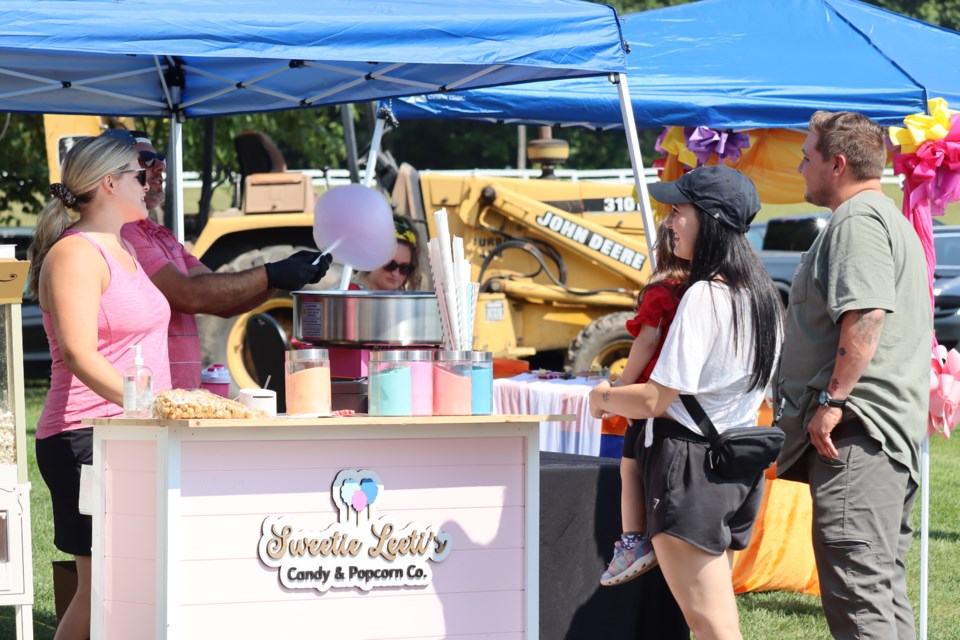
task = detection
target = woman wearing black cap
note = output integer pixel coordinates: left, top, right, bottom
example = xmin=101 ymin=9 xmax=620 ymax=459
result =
xmin=589 ymin=165 xmax=783 ymax=639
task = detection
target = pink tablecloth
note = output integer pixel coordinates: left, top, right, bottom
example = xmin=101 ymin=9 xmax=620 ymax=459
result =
xmin=493 ymin=373 xmax=602 ymax=456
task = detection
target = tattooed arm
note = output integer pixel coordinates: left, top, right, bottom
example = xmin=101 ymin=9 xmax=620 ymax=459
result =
xmin=807 ymin=308 xmax=886 ymax=458
xmin=588 ymin=379 xmax=679 ymax=421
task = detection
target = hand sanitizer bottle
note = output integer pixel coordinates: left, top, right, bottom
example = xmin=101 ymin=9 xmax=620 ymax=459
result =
xmin=123 ymin=344 xmax=154 ymax=418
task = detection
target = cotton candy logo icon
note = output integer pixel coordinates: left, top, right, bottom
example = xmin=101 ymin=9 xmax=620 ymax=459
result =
xmin=351 ymin=490 xmax=368 ymax=512
xmin=332 ymin=469 xmax=385 ymax=526
xmin=360 ymin=478 xmax=379 ymax=504
xmin=929 ymin=344 xmax=960 ymax=438
xmin=340 ymin=480 xmax=360 ymax=506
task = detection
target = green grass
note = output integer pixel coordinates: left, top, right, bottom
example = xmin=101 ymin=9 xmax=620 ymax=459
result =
xmin=737 ymin=434 xmax=960 ymax=640
xmin=2 ymin=389 xmax=960 ymax=639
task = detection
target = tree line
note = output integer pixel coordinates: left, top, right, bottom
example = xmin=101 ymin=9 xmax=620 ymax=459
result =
xmin=0 ymin=0 xmax=956 ymax=221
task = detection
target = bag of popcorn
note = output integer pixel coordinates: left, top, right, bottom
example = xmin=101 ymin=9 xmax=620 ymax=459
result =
xmin=152 ymin=389 xmax=266 ymax=420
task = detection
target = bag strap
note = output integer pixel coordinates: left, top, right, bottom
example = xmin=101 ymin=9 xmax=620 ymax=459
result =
xmin=680 ymin=394 xmax=720 ymax=444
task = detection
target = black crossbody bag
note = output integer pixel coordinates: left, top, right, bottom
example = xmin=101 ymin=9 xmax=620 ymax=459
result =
xmin=680 ymin=395 xmax=785 ymax=480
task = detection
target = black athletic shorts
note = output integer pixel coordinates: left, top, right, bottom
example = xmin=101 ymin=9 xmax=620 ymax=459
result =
xmin=637 ymin=418 xmax=764 ymax=555
xmin=36 ymin=428 xmax=93 ymax=556
xmin=622 ymin=419 xmax=642 ymax=459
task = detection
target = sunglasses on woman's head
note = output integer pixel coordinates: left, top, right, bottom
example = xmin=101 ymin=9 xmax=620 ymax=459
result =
xmin=382 ymin=260 xmax=415 ymax=276
xmin=116 ymin=168 xmax=148 ymax=186
xmin=138 ymin=150 xmax=166 ymax=168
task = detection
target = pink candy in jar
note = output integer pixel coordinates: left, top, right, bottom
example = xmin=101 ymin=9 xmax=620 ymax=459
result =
xmin=432 ymin=350 xmax=472 ymax=416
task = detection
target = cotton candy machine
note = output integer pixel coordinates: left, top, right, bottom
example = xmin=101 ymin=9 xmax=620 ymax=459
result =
xmin=292 ymin=290 xmax=443 ymax=411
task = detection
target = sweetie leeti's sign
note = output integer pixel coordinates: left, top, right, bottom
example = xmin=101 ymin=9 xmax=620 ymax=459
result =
xmin=257 ymin=469 xmax=452 ymax=591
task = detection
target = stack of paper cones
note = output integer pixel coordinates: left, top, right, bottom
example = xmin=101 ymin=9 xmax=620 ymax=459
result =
xmin=428 ymin=208 xmax=478 ymax=351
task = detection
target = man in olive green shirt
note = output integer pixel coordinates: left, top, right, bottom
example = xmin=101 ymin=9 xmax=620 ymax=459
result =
xmin=774 ymin=111 xmax=931 ymax=640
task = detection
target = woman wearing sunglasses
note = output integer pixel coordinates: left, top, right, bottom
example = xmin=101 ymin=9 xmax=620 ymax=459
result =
xmin=350 ymin=216 xmax=421 ymax=291
xmin=27 ymin=135 xmax=171 ymax=640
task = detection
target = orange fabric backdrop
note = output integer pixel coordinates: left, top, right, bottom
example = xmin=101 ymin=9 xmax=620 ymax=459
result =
xmin=652 ymin=127 xmax=809 ymax=223
xmin=731 ymin=402 xmax=820 ymax=595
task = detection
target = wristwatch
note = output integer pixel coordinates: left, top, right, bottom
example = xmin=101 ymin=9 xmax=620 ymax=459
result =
xmin=818 ymin=390 xmax=847 ymax=409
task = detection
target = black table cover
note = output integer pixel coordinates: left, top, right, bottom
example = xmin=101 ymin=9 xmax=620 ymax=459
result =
xmin=540 ymin=452 xmax=689 ymax=639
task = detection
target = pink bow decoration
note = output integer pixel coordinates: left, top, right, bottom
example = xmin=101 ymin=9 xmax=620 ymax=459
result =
xmin=893 ymin=114 xmax=960 ymax=221
xmin=889 ymin=101 xmax=960 ymax=308
xmin=684 ymin=126 xmax=751 ymax=166
xmin=929 ymin=344 xmax=960 ymax=438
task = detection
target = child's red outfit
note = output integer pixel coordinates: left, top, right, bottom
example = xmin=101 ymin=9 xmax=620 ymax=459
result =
xmin=621 ymin=281 xmax=684 ymax=459
xmin=600 ymin=279 xmax=685 ymax=587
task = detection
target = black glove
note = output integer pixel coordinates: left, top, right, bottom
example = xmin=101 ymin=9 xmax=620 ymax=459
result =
xmin=264 ymin=251 xmax=333 ymax=290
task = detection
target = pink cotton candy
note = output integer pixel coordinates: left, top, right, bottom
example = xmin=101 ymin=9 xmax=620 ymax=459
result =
xmin=351 ymin=490 xmax=368 ymax=512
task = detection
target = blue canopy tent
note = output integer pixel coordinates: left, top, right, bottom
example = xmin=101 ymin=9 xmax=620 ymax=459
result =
xmin=391 ymin=0 xmax=960 ymax=129
xmin=388 ymin=0 xmax=960 ymax=297
xmin=0 ymin=0 xmax=629 ymax=242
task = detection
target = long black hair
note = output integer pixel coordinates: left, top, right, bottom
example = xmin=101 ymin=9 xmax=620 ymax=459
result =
xmin=689 ymin=211 xmax=783 ymax=391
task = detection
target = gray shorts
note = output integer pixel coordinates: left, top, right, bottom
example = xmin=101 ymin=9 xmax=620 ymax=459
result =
xmin=637 ymin=419 xmax=765 ymax=555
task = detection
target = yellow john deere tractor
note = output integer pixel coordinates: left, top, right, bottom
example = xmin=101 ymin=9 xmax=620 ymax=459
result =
xmin=193 ymin=162 xmax=652 ymax=387
xmin=43 ymin=117 xmax=653 ymax=388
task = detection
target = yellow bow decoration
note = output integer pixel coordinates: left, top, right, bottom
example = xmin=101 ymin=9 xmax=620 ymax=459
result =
xmin=657 ymin=126 xmax=700 ymax=169
xmin=889 ymin=97 xmax=958 ymax=153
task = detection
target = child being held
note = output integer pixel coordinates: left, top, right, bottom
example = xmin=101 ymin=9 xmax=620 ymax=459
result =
xmin=601 ymin=224 xmax=689 ymax=586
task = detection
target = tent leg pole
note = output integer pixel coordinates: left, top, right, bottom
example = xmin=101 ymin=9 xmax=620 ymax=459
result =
xmin=920 ymin=435 xmax=929 ymax=640
xmin=168 ymin=117 xmax=185 ymax=244
xmin=614 ymin=72 xmax=656 ymax=272
xmin=361 ymin=115 xmax=386 ymax=188
xmin=337 ymin=112 xmax=387 ymax=289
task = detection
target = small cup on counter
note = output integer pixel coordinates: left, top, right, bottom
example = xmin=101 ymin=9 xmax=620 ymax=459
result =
xmin=285 ymin=348 xmax=331 ymax=416
xmin=238 ymin=388 xmax=278 ymax=417
xmin=433 ymin=350 xmax=473 ymax=416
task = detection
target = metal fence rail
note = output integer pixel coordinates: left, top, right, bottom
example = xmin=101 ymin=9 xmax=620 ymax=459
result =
xmin=181 ymin=167 xmax=901 ymax=190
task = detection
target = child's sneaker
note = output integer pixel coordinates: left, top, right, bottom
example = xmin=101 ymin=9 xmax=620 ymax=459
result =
xmin=600 ymin=538 xmax=658 ymax=586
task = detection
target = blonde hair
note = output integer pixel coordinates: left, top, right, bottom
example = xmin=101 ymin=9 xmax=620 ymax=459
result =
xmin=808 ymin=110 xmax=886 ymax=180
xmin=27 ymin=136 xmax=138 ymax=299
xmin=393 ymin=216 xmax=421 ymax=291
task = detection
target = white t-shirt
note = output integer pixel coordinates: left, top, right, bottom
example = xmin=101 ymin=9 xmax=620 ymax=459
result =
xmin=650 ymin=281 xmax=773 ymax=436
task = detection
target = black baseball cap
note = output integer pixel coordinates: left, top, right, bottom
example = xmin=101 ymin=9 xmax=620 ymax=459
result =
xmin=648 ymin=165 xmax=760 ymax=234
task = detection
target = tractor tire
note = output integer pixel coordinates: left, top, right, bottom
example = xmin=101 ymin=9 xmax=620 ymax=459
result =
xmin=197 ymin=245 xmax=343 ymax=391
xmin=565 ymin=311 xmax=636 ymax=375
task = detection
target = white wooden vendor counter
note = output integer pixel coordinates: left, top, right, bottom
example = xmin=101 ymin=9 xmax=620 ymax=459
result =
xmin=84 ymin=414 xmax=556 ymax=640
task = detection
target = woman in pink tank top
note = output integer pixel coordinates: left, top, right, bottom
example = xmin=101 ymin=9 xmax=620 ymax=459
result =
xmin=27 ymin=135 xmax=171 ymax=640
